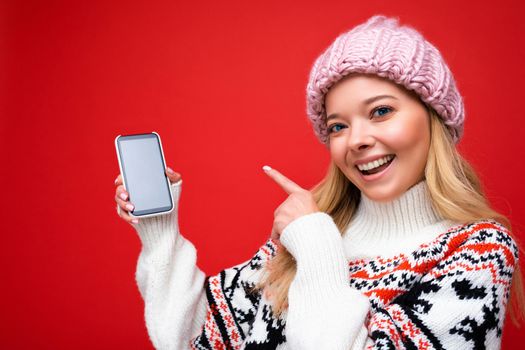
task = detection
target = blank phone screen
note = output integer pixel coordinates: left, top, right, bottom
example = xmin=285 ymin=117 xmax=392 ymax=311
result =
xmin=116 ymin=133 xmax=173 ymax=216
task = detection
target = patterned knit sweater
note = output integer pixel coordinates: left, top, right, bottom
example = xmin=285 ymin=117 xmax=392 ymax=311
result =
xmin=131 ymin=180 xmax=519 ymax=350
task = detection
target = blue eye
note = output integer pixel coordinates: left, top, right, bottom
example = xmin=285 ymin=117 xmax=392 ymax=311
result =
xmin=327 ymin=123 xmax=346 ymax=134
xmin=372 ymin=106 xmax=392 ymax=118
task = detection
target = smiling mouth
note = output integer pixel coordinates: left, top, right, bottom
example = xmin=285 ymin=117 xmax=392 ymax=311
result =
xmin=357 ymin=155 xmax=396 ymax=175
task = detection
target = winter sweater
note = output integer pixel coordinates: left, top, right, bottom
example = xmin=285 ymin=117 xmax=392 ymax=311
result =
xmin=130 ymin=179 xmax=519 ymax=350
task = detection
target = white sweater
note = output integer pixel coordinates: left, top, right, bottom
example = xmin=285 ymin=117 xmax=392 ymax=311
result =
xmin=129 ymin=180 xmax=517 ymax=349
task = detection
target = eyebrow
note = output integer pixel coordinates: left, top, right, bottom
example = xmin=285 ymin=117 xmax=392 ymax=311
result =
xmin=326 ymin=94 xmax=398 ymax=121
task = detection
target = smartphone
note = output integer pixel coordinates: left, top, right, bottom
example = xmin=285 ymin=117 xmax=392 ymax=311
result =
xmin=114 ymin=132 xmax=174 ymax=218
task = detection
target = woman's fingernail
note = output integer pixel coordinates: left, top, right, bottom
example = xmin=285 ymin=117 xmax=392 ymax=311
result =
xmin=262 ymin=165 xmax=272 ymax=172
xmin=126 ymin=204 xmax=134 ymax=211
xmin=114 ymin=177 xmax=118 ymax=184
xmin=120 ymin=193 xmax=127 ymax=200
xmin=167 ymin=167 xmax=175 ymax=174
xmin=132 ymin=219 xmax=139 ymax=224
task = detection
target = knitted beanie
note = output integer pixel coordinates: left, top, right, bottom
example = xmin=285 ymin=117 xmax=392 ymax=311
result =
xmin=306 ymin=15 xmax=464 ymax=146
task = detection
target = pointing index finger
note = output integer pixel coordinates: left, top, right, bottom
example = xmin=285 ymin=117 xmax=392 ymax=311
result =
xmin=263 ymin=165 xmax=304 ymax=194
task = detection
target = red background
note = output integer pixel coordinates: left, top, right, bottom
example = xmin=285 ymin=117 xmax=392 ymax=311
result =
xmin=2 ymin=0 xmax=524 ymax=348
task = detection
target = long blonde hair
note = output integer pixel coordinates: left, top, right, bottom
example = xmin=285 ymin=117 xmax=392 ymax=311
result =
xmin=253 ymin=107 xmax=525 ymax=326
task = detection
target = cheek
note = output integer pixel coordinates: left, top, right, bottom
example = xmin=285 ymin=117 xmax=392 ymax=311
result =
xmin=329 ymin=141 xmax=355 ymax=175
xmin=329 ymin=144 xmax=345 ymax=164
xmin=382 ymin=115 xmax=430 ymax=152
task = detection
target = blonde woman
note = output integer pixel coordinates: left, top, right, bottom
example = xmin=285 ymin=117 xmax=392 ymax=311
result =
xmin=114 ymin=15 xmax=524 ymax=349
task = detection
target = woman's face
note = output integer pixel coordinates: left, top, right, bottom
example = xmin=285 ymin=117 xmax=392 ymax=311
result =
xmin=325 ymin=73 xmax=431 ymax=202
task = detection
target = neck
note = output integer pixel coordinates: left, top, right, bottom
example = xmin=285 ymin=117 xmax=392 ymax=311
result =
xmin=342 ymin=180 xmax=458 ymax=259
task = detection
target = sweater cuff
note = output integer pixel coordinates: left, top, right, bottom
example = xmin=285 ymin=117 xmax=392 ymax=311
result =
xmin=133 ymin=180 xmax=183 ymax=255
xmin=280 ymin=212 xmax=349 ymax=289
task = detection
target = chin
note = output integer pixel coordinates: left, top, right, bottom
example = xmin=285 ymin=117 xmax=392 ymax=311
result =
xmin=358 ymin=183 xmax=404 ymax=203
xmin=362 ymin=191 xmax=398 ymax=203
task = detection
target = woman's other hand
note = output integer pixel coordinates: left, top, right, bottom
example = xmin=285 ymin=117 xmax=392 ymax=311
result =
xmin=263 ymin=165 xmax=320 ymax=245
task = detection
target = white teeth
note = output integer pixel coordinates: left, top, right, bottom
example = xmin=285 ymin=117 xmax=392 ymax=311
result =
xmin=357 ymin=155 xmax=394 ymax=171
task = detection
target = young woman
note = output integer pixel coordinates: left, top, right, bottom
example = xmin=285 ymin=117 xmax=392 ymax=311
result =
xmin=114 ymin=15 xmax=524 ymax=349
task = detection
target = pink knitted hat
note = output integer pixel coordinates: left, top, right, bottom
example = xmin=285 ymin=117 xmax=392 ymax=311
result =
xmin=306 ymin=15 xmax=464 ymax=146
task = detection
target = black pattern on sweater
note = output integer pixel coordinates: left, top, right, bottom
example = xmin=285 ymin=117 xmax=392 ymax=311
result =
xmin=190 ymin=220 xmax=518 ymax=349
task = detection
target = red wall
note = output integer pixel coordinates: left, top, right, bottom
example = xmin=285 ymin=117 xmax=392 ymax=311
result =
xmin=2 ymin=0 xmax=524 ymax=348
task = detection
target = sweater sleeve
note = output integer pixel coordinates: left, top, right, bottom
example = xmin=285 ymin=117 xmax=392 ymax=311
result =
xmin=279 ymin=212 xmax=371 ymax=350
xmin=131 ymin=179 xmax=276 ymax=349
xmin=362 ymin=220 xmax=519 ymax=350
xmin=132 ymin=180 xmax=209 ymax=349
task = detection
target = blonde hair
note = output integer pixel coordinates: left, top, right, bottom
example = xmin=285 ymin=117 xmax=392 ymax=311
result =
xmin=253 ymin=107 xmax=525 ymax=327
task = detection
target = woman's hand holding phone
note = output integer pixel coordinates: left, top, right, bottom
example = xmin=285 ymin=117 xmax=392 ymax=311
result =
xmin=114 ymin=166 xmax=182 ymax=225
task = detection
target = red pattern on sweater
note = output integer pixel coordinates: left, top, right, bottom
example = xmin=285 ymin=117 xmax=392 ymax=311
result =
xmin=191 ymin=220 xmax=518 ymax=349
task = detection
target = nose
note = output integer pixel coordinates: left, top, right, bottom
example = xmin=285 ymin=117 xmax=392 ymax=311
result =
xmin=347 ymin=121 xmax=375 ymax=152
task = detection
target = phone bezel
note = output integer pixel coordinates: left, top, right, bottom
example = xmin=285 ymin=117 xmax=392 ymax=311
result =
xmin=114 ymin=131 xmax=175 ymax=218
